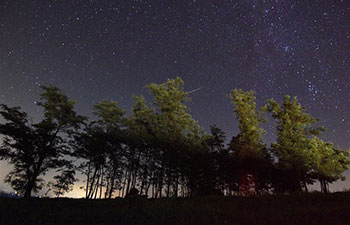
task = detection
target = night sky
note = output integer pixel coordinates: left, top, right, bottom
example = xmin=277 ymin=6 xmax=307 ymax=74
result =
xmin=1 ymin=0 xmax=350 ymax=196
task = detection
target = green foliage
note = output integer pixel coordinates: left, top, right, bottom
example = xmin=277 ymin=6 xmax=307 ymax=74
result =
xmin=228 ymin=89 xmax=272 ymax=194
xmin=127 ymin=95 xmax=156 ymax=144
xmin=147 ymin=77 xmax=202 ymax=140
xmin=265 ymin=96 xmax=326 ymax=192
xmin=309 ymin=137 xmax=350 ymax=192
xmin=93 ymin=100 xmax=125 ymax=128
xmin=228 ymin=89 xmax=266 ymax=159
xmin=146 ymin=77 xmax=204 ymax=197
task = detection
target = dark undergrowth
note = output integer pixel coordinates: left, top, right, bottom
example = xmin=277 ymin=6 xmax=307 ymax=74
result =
xmin=1 ymin=192 xmax=350 ymax=225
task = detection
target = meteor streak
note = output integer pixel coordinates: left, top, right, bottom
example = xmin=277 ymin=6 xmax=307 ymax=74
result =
xmin=188 ymin=87 xmax=203 ymax=94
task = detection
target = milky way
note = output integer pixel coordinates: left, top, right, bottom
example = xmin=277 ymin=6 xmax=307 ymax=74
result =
xmin=1 ymin=0 xmax=350 ymax=193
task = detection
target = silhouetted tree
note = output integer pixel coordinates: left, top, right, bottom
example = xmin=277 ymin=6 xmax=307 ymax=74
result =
xmin=0 ymin=86 xmax=85 ymax=198
xmin=47 ymin=169 xmax=78 ymax=197
xmin=73 ymin=100 xmax=125 ymax=199
xmin=124 ymin=95 xmax=158 ymax=197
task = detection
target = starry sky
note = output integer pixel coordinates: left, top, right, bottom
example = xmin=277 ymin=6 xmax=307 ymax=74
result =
xmin=1 ymin=0 xmax=350 ymax=195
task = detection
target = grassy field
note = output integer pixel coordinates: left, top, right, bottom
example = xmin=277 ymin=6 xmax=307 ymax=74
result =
xmin=0 ymin=192 xmax=350 ymax=225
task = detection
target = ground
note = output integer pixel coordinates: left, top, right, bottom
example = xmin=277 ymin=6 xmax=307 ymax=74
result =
xmin=0 ymin=192 xmax=349 ymax=225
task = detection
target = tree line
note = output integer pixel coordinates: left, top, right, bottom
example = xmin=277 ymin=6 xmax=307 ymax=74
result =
xmin=0 ymin=77 xmax=349 ymax=198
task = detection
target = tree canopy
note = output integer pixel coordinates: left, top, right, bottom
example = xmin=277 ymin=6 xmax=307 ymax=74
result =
xmin=0 ymin=79 xmax=348 ymax=198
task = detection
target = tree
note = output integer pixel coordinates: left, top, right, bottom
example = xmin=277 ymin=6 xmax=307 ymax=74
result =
xmin=228 ymin=89 xmax=270 ymax=195
xmin=147 ymin=77 xmax=201 ymax=139
xmin=203 ymin=125 xmax=226 ymax=154
xmin=0 ymin=105 xmax=40 ymax=196
xmin=124 ymin=95 xmax=158 ymax=198
xmin=94 ymin=100 xmax=126 ymax=199
xmin=228 ymin=89 xmax=266 ymax=159
xmin=0 ymin=86 xmax=85 ymax=198
xmin=265 ymin=95 xmax=324 ymax=193
xmin=309 ymin=137 xmax=350 ymax=193
xmin=73 ymin=100 xmax=126 ymax=199
xmin=195 ymin=125 xmax=230 ymax=196
xmin=147 ymin=77 xmax=202 ymax=197
xmin=74 ymin=125 xmax=107 ymax=199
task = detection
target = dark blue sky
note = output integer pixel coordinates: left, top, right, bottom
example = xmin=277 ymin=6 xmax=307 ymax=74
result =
xmin=1 ymin=0 xmax=350 ymax=195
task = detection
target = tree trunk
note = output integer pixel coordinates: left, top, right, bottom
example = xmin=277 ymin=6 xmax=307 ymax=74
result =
xmin=125 ymin=171 xmax=131 ymax=196
xmin=87 ymin=168 xmax=98 ymax=199
xmin=320 ymin=179 xmax=329 ymax=193
xmin=85 ymin=164 xmax=91 ymax=198
xmin=303 ymin=181 xmax=308 ymax=193
xmin=99 ymin=168 xmax=104 ymax=199
xmin=108 ymin=172 xmax=115 ymax=198
xmin=24 ymin=181 xmax=34 ymax=198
